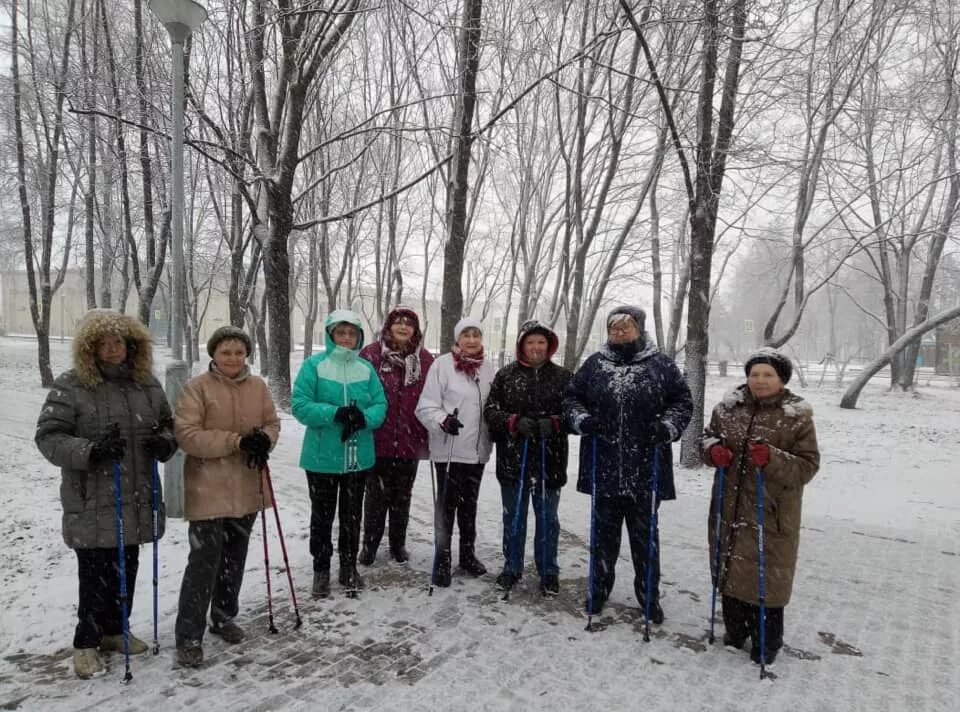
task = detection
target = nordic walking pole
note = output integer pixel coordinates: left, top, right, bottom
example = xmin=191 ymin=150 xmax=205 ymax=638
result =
xmin=151 ymin=458 xmax=160 ymax=655
xmin=708 ymin=464 xmax=727 ymax=645
xmin=259 ymin=469 xmax=278 ymax=634
xmin=756 ymin=464 xmax=768 ymax=679
xmin=430 ymin=408 xmax=458 ymax=596
xmin=539 ymin=436 xmax=548 ymax=595
xmin=502 ymin=439 xmax=529 ymax=602
xmin=263 ymin=462 xmax=302 ymax=629
xmin=643 ymin=446 xmax=661 ymax=643
xmin=111 ymin=452 xmax=133 ymax=682
xmin=585 ymin=436 xmax=599 ymax=632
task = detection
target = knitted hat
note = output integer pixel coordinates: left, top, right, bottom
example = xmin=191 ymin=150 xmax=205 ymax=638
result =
xmin=453 ymin=316 xmax=483 ymax=342
xmin=207 ymin=325 xmax=253 ymax=357
xmin=744 ymin=347 xmax=792 ymax=385
xmin=606 ymin=305 xmax=646 ymax=333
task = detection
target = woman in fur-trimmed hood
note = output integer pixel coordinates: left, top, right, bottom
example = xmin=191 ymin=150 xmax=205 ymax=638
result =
xmin=35 ymin=309 xmax=177 ymax=679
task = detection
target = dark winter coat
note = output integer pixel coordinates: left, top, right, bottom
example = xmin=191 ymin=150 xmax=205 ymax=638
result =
xmin=563 ymin=335 xmax=692 ymax=501
xmin=484 ymin=326 xmax=572 ymax=489
xmin=701 ymin=384 xmax=820 ymax=607
xmin=35 ymin=310 xmax=176 ymax=549
xmin=359 ymin=311 xmax=435 ymax=461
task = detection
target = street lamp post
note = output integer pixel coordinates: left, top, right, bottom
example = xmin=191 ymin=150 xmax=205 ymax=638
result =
xmin=149 ymin=0 xmax=207 ymax=517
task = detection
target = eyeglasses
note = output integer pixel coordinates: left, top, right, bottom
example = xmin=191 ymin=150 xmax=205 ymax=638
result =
xmin=607 ymin=325 xmax=636 ymax=335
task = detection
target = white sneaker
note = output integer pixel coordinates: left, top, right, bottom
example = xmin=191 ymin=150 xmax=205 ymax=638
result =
xmin=73 ymin=647 xmax=105 ymax=679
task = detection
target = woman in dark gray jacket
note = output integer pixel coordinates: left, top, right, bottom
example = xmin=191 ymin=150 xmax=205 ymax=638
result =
xmin=36 ymin=310 xmax=176 ymax=679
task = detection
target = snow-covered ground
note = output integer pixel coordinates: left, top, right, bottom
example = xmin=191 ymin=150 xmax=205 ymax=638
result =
xmin=0 ymin=336 xmax=957 ymax=711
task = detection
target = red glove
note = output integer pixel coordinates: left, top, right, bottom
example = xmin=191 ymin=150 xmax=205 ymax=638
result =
xmin=708 ymin=445 xmax=734 ymax=468
xmin=750 ymin=442 xmax=770 ymax=467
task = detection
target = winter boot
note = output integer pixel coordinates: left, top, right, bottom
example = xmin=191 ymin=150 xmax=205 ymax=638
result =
xmin=541 ymin=574 xmax=560 ymax=597
xmin=312 ymin=569 xmax=330 ymax=599
xmin=723 ymin=632 xmax=747 ymax=650
xmin=358 ymin=544 xmax=376 ymax=567
xmin=99 ymin=633 xmax=149 ymax=655
xmin=640 ymin=600 xmax=665 ymax=625
xmin=389 ymin=544 xmax=409 ymax=564
xmin=176 ymin=641 xmax=204 ymax=668
xmin=339 ymin=565 xmax=365 ymax=591
xmin=584 ymin=593 xmax=606 ymax=616
xmin=209 ymin=619 xmax=245 ymax=644
xmin=434 ymin=550 xmax=452 ymax=587
xmin=495 ymin=570 xmax=518 ymax=591
xmin=458 ymin=552 xmax=487 ymax=577
xmin=72 ymin=648 xmax=105 ymax=679
xmin=750 ymin=644 xmax=779 ymax=665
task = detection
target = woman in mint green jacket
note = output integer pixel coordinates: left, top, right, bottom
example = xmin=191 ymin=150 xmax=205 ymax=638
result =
xmin=292 ymin=310 xmax=387 ymax=599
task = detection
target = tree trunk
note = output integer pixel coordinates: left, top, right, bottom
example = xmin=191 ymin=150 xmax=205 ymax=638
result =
xmin=841 ymin=304 xmax=960 ymax=409
xmin=440 ymin=0 xmax=484 ymax=353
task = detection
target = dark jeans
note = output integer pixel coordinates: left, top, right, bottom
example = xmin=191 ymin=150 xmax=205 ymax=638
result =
xmin=500 ymin=481 xmax=560 ymax=578
xmin=588 ymin=494 xmax=660 ymax=606
xmin=722 ymin=594 xmax=784 ymax=650
xmin=74 ymin=546 xmax=140 ymax=649
xmin=306 ymin=470 xmax=368 ymax=570
xmin=174 ymin=513 xmax=257 ymax=645
xmin=433 ymin=462 xmax=484 ymax=562
xmin=363 ymin=458 xmax=418 ymax=552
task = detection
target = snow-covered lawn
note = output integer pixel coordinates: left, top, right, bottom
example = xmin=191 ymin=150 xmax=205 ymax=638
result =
xmin=0 ymin=336 xmax=957 ymax=711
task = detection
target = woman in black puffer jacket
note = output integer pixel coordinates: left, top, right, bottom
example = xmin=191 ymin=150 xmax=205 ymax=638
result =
xmin=484 ymin=320 xmax=572 ymax=596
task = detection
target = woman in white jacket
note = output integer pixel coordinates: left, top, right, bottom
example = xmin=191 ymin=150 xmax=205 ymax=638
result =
xmin=415 ymin=317 xmax=495 ymax=586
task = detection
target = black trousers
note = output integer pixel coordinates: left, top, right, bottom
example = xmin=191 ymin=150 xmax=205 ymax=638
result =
xmin=363 ymin=458 xmax=418 ymax=552
xmin=589 ymin=494 xmax=660 ymax=606
xmin=433 ymin=462 xmax=484 ymax=562
xmin=74 ymin=546 xmax=140 ymax=649
xmin=174 ymin=513 xmax=257 ymax=645
xmin=306 ymin=470 xmax=368 ymax=571
xmin=722 ymin=594 xmax=784 ymax=650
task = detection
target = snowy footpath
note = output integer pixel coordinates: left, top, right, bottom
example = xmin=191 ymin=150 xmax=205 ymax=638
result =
xmin=0 ymin=336 xmax=957 ymax=711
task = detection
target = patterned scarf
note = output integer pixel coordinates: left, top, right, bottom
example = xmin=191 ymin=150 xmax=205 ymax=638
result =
xmin=452 ymin=345 xmax=485 ymax=380
xmin=379 ymin=339 xmax=422 ymax=387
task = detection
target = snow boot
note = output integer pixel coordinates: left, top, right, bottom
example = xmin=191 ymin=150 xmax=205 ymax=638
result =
xmin=312 ymin=569 xmax=330 ymax=599
xmin=584 ymin=594 xmax=606 ymax=616
xmin=459 ymin=553 xmax=487 ymax=577
xmin=541 ymin=574 xmax=560 ymax=597
xmin=723 ymin=632 xmax=747 ymax=650
xmin=389 ymin=544 xmax=409 ymax=564
xmin=496 ymin=570 xmax=519 ymax=591
xmin=339 ymin=565 xmax=364 ymax=594
xmin=751 ymin=644 xmax=779 ymax=665
xmin=99 ymin=633 xmax=149 ymax=655
xmin=176 ymin=641 xmax=204 ymax=668
xmin=640 ymin=600 xmax=665 ymax=625
xmin=209 ymin=620 xmax=245 ymax=644
xmin=72 ymin=648 xmax=105 ymax=679
xmin=358 ymin=544 xmax=376 ymax=567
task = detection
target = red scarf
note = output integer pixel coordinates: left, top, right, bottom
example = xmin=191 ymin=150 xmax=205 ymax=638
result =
xmin=451 ymin=345 xmax=484 ymax=379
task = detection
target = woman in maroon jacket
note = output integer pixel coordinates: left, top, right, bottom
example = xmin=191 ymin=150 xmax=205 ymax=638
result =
xmin=358 ymin=307 xmax=435 ymax=564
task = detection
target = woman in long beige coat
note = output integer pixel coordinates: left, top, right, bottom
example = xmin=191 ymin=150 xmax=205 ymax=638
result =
xmin=701 ymin=348 xmax=819 ymax=666
xmin=173 ymin=326 xmax=280 ymax=667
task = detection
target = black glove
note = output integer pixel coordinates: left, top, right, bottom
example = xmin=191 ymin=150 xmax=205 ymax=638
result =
xmin=90 ymin=426 xmax=126 ymax=465
xmin=578 ymin=415 xmax=600 ymax=436
xmin=239 ymin=429 xmax=271 ymax=469
xmin=144 ymin=434 xmax=175 ymax=461
xmin=537 ymin=417 xmax=557 ymax=438
xmin=514 ymin=416 xmax=538 ymax=439
xmin=334 ymin=406 xmax=352 ymax=425
xmin=346 ymin=405 xmax=365 ymax=430
xmin=440 ymin=414 xmax=463 ymax=436
xmin=651 ymin=421 xmax=675 ymax=444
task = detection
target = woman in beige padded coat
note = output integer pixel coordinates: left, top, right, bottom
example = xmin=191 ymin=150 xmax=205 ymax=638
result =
xmin=173 ymin=326 xmax=280 ymax=668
